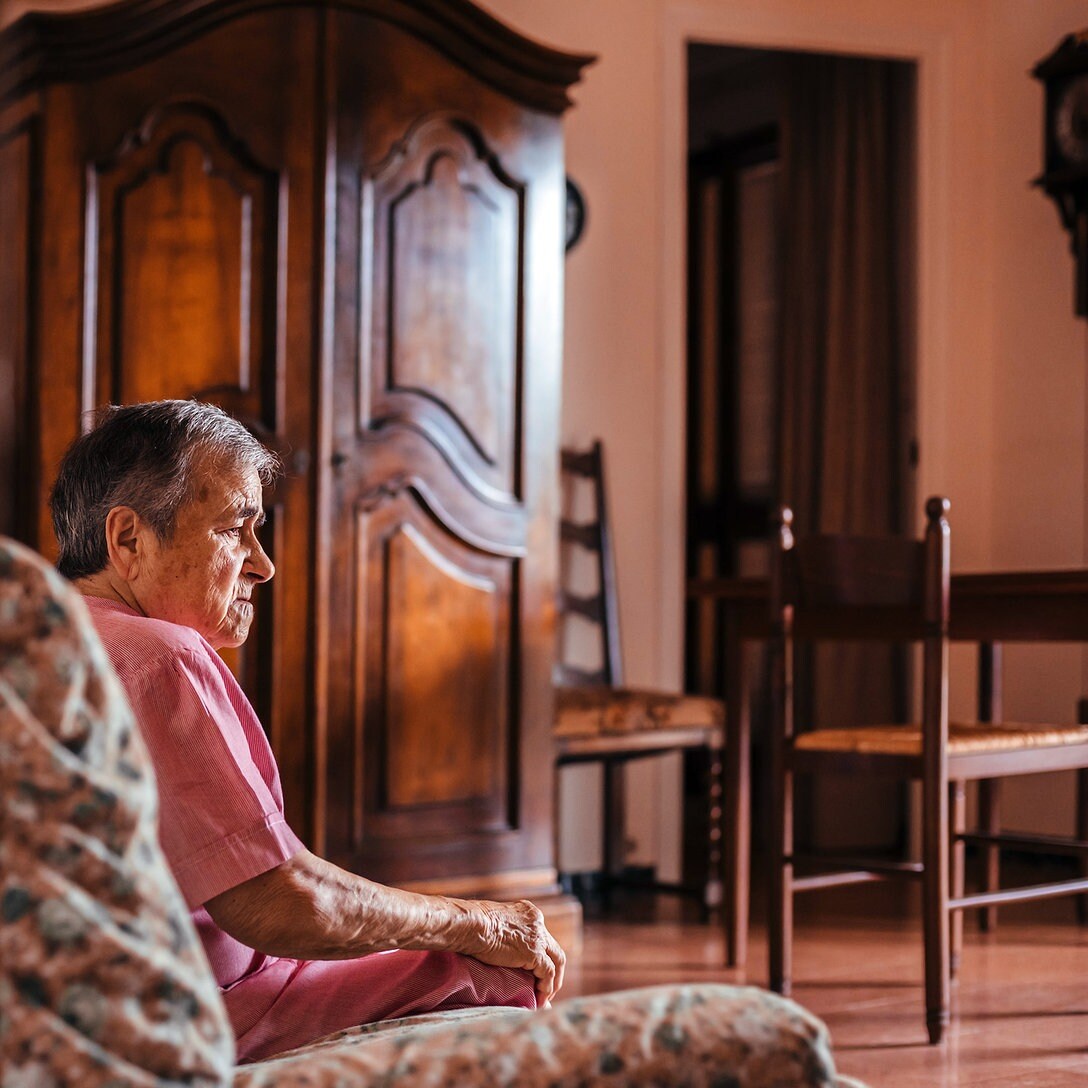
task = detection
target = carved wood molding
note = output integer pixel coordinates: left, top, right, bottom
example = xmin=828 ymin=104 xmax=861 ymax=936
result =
xmin=353 ymin=468 xmax=526 ymax=558
xmin=85 ymin=100 xmax=281 ymax=427
xmin=0 ymin=0 xmax=595 ymax=113
xmin=361 ymin=113 xmax=525 ymax=505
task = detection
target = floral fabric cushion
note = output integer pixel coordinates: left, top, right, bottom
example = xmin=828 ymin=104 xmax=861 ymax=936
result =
xmin=235 ymin=984 xmax=849 ymax=1087
xmin=0 ymin=538 xmax=235 ymax=1086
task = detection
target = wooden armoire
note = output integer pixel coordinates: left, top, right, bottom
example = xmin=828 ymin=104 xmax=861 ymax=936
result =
xmin=0 ymin=0 xmax=591 ymax=917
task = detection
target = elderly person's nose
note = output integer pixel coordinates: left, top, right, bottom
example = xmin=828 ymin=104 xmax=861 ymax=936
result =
xmin=245 ymin=540 xmax=275 ymax=582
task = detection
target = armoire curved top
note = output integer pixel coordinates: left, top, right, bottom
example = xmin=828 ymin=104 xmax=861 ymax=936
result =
xmin=0 ymin=0 xmax=595 ymax=114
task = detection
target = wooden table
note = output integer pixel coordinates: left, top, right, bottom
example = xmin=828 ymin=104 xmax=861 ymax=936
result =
xmin=689 ymin=568 xmax=1088 ymax=968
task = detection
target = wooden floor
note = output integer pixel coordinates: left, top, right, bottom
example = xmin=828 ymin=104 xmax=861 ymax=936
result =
xmin=559 ymin=882 xmax=1088 ymax=1086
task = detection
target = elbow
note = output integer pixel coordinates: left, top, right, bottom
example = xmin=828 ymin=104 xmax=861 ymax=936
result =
xmin=205 ymin=856 xmax=327 ymax=958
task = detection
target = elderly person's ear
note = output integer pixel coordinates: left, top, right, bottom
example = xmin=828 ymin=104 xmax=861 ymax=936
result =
xmin=103 ymin=506 xmax=146 ymax=579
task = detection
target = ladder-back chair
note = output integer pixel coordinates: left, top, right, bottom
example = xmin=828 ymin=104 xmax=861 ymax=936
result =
xmin=554 ymin=441 xmax=738 ymax=960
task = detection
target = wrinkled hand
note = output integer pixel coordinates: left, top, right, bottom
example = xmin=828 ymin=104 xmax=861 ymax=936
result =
xmin=460 ymin=899 xmax=566 ymax=1006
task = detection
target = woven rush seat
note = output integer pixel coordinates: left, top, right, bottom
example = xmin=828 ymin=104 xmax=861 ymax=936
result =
xmin=794 ymin=721 xmax=1088 ymax=756
xmin=555 ymin=684 xmax=724 ymax=740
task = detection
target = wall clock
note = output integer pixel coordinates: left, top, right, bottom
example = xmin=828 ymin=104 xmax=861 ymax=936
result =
xmin=1054 ymin=72 xmax=1088 ymax=166
xmin=565 ymin=176 xmax=587 ymax=253
xmin=1034 ymin=30 xmax=1088 ymax=316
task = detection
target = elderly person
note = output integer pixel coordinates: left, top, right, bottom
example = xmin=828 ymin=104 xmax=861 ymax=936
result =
xmin=49 ymin=399 xmax=564 ymax=1063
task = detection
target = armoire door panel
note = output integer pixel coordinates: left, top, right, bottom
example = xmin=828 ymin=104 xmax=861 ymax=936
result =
xmin=87 ymin=102 xmax=280 ymax=426
xmin=376 ymin=518 xmax=512 ymax=821
xmin=33 ymin=5 xmax=319 ymax=499
xmin=327 ymin=491 xmax=519 ymax=856
xmin=320 ymin=9 xmax=575 ymax=894
xmin=29 ymin=7 xmax=322 ymax=844
xmin=0 ymin=111 xmax=36 ymax=543
xmin=363 ymin=114 xmax=525 ymax=502
xmin=80 ymin=99 xmax=287 ymax=706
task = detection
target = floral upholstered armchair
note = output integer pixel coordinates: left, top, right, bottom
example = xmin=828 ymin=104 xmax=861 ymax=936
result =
xmin=0 ymin=537 xmax=867 ymax=1087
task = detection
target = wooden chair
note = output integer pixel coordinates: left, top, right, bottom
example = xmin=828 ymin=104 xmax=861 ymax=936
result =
xmin=769 ymin=497 xmax=1088 ymax=1043
xmin=553 ymin=441 xmax=737 ymax=959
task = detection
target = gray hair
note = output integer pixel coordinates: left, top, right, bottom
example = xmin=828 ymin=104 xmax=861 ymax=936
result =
xmin=50 ymin=400 xmax=282 ymax=580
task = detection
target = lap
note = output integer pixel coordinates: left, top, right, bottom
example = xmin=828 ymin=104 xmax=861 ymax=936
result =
xmin=226 ymin=949 xmax=536 ymax=1062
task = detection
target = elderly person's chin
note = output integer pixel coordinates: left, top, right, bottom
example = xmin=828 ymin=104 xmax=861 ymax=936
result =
xmin=154 ymin=597 xmax=259 ymax=649
xmin=210 ymin=601 xmax=256 ymax=649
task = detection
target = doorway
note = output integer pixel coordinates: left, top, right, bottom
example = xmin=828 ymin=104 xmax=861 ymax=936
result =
xmin=684 ymin=43 xmax=918 ymax=857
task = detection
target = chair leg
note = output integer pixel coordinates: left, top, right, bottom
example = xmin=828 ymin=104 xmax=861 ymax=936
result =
xmin=723 ymin=621 xmax=750 ymax=969
xmin=1077 ymin=766 xmax=1088 ymax=925
xmin=923 ymin=882 xmax=951 ymax=1040
xmin=1077 ymin=700 xmax=1088 ymax=925
xmin=769 ymin=756 xmax=792 ymax=996
xmin=977 ymin=779 xmax=1001 ymax=933
xmin=704 ymin=745 xmax=723 ymax=920
xmin=680 ymin=745 xmax=719 ymax=922
xmin=554 ymin=760 xmax=566 ymax=888
xmin=923 ymin=769 xmax=950 ymax=1044
xmin=769 ymin=626 xmax=792 ymax=997
xmin=977 ymin=643 xmax=1002 ymax=934
xmin=949 ymin=780 xmax=965 ymax=979
xmin=601 ymin=758 xmax=626 ymax=907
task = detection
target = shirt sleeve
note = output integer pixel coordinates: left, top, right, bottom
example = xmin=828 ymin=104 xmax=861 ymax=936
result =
xmin=126 ymin=646 xmax=305 ymax=908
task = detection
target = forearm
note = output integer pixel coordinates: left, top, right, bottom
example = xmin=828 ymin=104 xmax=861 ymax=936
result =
xmin=205 ymin=848 xmax=485 ymax=960
xmin=206 ymin=847 xmax=565 ymax=1002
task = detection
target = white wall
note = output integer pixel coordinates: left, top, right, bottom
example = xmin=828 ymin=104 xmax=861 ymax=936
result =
xmin=483 ymin=0 xmax=673 ymax=872
xmin=976 ymin=0 xmax=1088 ymax=831
xmin=7 ymin=0 xmax=1088 ymax=857
xmin=488 ymin=0 xmax=1088 ymax=853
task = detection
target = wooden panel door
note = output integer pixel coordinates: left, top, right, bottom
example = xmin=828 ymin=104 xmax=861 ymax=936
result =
xmin=322 ymin=13 xmax=566 ymax=894
xmin=26 ymin=6 xmax=322 ymax=840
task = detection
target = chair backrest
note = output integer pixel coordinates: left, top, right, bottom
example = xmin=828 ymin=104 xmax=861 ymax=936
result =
xmin=557 ymin=441 xmax=623 ymax=687
xmin=770 ymin=496 xmax=951 ymax=744
xmin=771 ymin=498 xmax=950 ymax=641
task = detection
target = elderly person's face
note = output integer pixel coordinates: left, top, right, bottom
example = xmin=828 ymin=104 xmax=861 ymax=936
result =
xmin=131 ymin=456 xmax=274 ymax=648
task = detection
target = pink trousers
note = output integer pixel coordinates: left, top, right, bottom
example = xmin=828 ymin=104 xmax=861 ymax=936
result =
xmin=226 ymin=949 xmax=537 ymax=1062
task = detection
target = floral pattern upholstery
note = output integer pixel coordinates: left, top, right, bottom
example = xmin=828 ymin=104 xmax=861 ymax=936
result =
xmin=0 ymin=538 xmax=235 ymax=1085
xmin=0 ymin=537 xmax=867 ymax=1087
xmin=236 ymin=985 xmax=846 ymax=1087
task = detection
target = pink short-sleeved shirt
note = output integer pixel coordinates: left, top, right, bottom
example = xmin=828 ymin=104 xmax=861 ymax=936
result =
xmin=83 ymin=594 xmax=537 ymax=1062
xmin=83 ymin=596 xmax=305 ymax=988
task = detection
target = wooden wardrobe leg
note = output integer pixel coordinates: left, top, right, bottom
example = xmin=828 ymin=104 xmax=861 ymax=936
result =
xmin=977 ymin=779 xmax=1001 ymax=933
xmin=949 ymin=780 xmax=966 ymax=979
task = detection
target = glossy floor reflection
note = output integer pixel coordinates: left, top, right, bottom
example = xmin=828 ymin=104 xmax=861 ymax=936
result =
xmin=560 ymin=878 xmax=1088 ymax=1086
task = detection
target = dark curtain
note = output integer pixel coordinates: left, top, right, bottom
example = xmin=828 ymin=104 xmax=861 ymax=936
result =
xmin=778 ymin=53 xmax=916 ymax=850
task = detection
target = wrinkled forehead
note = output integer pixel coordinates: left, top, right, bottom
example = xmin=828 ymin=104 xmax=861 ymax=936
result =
xmin=187 ymin=451 xmax=265 ymax=516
